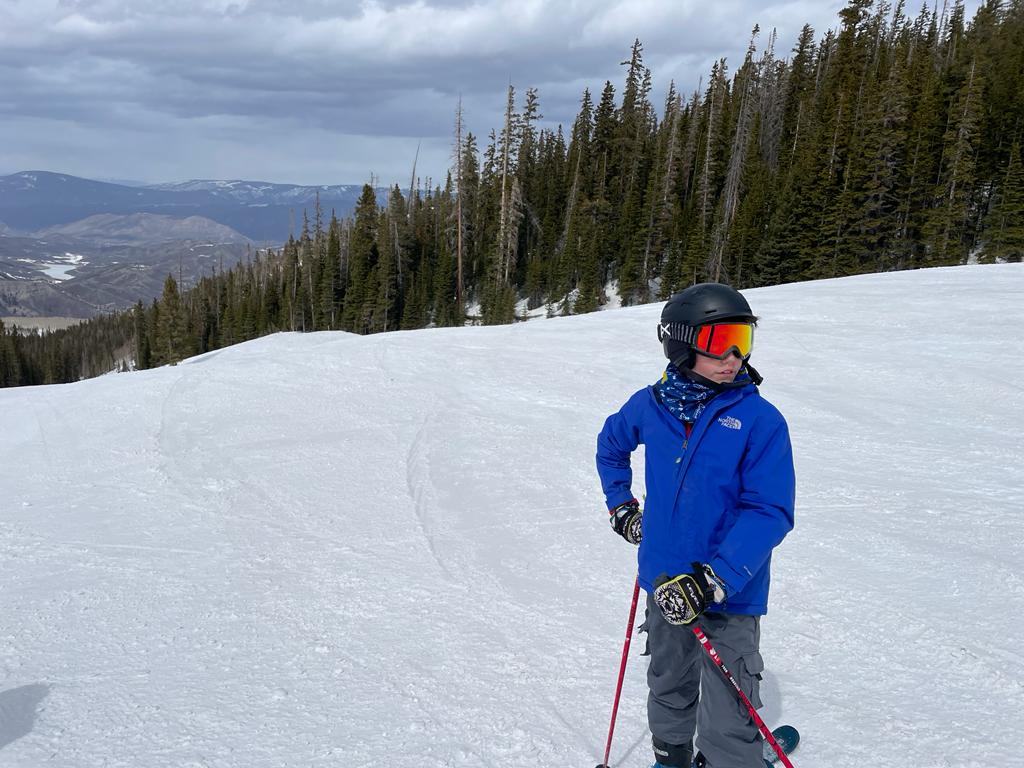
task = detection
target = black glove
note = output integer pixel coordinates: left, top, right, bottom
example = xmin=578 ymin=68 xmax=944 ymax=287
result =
xmin=608 ymin=499 xmax=642 ymax=544
xmin=653 ymin=562 xmax=727 ymax=625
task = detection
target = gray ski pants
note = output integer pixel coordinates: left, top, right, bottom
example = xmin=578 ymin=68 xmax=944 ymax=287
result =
xmin=646 ymin=594 xmax=765 ymax=768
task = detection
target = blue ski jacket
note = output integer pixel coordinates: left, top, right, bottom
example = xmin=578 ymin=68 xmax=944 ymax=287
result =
xmin=596 ymin=379 xmax=795 ymax=615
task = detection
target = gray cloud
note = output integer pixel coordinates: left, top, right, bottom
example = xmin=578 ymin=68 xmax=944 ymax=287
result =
xmin=0 ymin=0 xmax=984 ymax=186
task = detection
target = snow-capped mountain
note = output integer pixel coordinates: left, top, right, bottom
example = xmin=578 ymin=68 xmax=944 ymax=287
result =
xmin=146 ymin=179 xmax=367 ymax=206
xmin=0 ymin=171 xmax=381 ymax=243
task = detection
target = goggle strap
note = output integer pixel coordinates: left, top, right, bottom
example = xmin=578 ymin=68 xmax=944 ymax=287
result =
xmin=659 ymin=322 xmax=699 ymax=344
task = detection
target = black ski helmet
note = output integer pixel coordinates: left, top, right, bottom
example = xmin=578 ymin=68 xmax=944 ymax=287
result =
xmin=659 ymin=282 xmax=757 ymax=371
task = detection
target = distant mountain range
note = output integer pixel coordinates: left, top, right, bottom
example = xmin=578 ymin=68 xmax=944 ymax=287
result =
xmin=36 ymin=212 xmax=250 ymax=246
xmin=0 ymin=171 xmax=376 ymax=243
xmin=0 ymin=232 xmax=253 ymax=319
xmin=0 ymin=170 xmax=381 ymax=319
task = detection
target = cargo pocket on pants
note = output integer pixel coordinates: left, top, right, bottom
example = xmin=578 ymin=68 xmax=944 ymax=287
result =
xmin=738 ymin=650 xmax=764 ymax=711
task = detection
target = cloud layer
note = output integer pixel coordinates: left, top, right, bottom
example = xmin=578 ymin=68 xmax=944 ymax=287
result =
xmin=0 ymin=0 xmax=968 ymax=185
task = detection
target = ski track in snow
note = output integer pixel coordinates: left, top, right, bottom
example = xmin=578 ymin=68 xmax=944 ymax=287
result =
xmin=404 ymin=404 xmax=457 ymax=583
xmin=1 ymin=263 xmax=1023 ymax=767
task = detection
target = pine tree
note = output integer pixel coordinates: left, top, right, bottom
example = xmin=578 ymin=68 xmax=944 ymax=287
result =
xmin=925 ymin=57 xmax=984 ymax=263
xmin=371 ymin=199 xmax=399 ymax=332
xmin=483 ymin=85 xmax=523 ymax=325
xmin=459 ymin=131 xmax=481 ymax=301
xmin=0 ymin=320 xmax=22 ymax=386
xmin=342 ymin=184 xmax=380 ymax=333
xmin=155 ymin=274 xmax=190 ymax=364
xmin=853 ymin=48 xmax=910 ymax=271
xmin=553 ymin=89 xmax=595 ymax=308
xmin=616 ymin=41 xmax=657 ymax=303
xmin=517 ymin=88 xmax=547 ymax=307
xmin=634 ymin=83 xmax=682 ymax=296
xmin=983 ymin=141 xmax=1024 ymax=261
xmin=318 ymin=213 xmax=341 ymax=329
xmin=133 ymin=300 xmax=150 ymax=369
xmin=592 ymin=81 xmax=618 ymax=204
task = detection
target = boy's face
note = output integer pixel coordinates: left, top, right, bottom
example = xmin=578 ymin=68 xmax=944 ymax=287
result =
xmin=691 ymin=349 xmax=742 ymax=384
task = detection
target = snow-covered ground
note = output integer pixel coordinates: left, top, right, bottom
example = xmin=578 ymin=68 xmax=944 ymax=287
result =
xmin=40 ymin=253 xmax=86 ymax=281
xmin=1 ymin=264 xmax=1022 ymax=768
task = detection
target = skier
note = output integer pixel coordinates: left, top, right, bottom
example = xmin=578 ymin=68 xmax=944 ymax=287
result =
xmin=596 ymin=283 xmax=795 ymax=768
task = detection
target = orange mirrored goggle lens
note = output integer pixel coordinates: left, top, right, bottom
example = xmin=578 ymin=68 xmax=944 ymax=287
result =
xmin=694 ymin=323 xmax=754 ymax=359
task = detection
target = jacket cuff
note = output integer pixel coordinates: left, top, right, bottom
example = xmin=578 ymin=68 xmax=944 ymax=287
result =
xmin=707 ymin=555 xmax=747 ymax=597
xmin=606 ymin=491 xmax=636 ymax=511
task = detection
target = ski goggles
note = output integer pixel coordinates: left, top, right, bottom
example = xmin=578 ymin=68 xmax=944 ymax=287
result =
xmin=658 ymin=321 xmax=754 ymax=359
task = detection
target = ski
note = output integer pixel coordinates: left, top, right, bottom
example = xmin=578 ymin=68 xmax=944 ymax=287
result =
xmin=689 ymin=726 xmax=799 ymax=768
xmin=761 ymin=724 xmax=799 ymax=765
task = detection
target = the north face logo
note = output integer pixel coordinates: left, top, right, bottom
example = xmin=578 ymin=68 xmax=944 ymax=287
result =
xmin=717 ymin=416 xmax=742 ymax=430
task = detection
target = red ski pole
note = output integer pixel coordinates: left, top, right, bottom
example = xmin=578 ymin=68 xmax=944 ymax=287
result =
xmin=596 ymin=577 xmax=641 ymax=768
xmin=691 ymin=626 xmax=795 ymax=767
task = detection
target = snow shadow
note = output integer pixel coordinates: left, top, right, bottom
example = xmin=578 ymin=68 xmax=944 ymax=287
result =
xmin=758 ymin=668 xmax=782 ymax=725
xmin=0 ymin=684 xmax=50 ymax=751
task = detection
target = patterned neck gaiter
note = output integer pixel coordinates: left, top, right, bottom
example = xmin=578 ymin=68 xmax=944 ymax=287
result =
xmin=653 ymin=364 xmax=720 ymax=424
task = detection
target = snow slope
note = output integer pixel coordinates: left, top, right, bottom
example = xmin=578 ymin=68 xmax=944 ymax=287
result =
xmin=1 ymin=264 xmax=1022 ymax=768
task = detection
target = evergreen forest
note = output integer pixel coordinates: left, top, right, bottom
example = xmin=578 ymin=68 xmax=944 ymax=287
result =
xmin=3 ymin=0 xmax=1022 ymax=387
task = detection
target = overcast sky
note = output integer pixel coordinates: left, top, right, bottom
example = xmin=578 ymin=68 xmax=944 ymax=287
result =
xmin=0 ymin=0 xmax=985 ymax=188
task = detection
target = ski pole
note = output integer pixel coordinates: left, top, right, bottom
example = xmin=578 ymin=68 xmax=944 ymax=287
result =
xmin=691 ymin=626 xmax=795 ymax=767
xmin=596 ymin=577 xmax=641 ymax=768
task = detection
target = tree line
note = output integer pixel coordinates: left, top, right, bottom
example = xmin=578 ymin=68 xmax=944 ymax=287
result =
xmin=0 ymin=314 xmax=134 ymax=387
xmin=2 ymin=0 xmax=1022 ymax=387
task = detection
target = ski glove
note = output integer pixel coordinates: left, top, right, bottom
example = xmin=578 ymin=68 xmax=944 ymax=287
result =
xmin=653 ymin=563 xmax=728 ymax=625
xmin=609 ymin=499 xmax=642 ymax=545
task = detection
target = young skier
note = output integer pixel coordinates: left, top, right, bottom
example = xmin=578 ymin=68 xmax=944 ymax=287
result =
xmin=596 ymin=283 xmax=795 ymax=768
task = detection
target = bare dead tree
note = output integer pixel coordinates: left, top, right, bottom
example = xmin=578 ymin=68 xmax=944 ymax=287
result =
xmin=496 ymin=84 xmax=517 ymax=287
xmin=679 ymin=78 xmax=703 ymax=202
xmin=709 ymin=33 xmax=759 ymax=281
xmin=642 ymin=87 xmax=682 ymax=283
xmin=453 ymin=97 xmax=465 ymax=314
xmin=699 ymin=60 xmax=726 ymax=233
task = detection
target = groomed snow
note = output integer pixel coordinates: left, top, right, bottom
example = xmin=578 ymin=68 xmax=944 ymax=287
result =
xmin=1 ymin=263 xmax=1022 ymax=767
